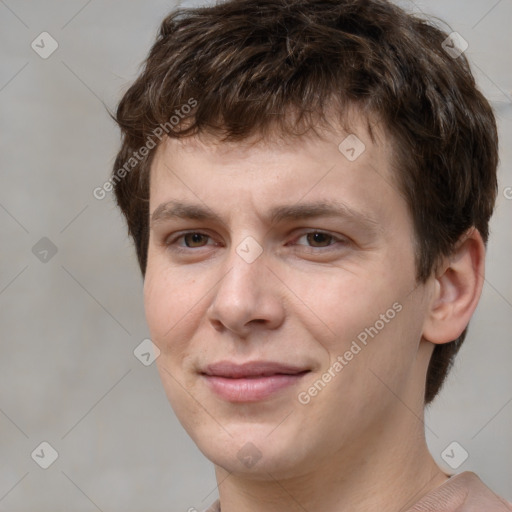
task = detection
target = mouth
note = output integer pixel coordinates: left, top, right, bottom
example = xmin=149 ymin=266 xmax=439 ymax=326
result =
xmin=200 ymin=361 xmax=311 ymax=402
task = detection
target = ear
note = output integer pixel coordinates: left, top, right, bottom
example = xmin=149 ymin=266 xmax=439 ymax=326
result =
xmin=422 ymin=228 xmax=486 ymax=344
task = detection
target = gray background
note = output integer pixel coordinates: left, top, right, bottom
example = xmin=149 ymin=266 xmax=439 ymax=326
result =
xmin=0 ymin=0 xmax=511 ymax=510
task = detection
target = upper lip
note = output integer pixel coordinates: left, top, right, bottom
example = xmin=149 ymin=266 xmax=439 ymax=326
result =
xmin=202 ymin=361 xmax=310 ymax=378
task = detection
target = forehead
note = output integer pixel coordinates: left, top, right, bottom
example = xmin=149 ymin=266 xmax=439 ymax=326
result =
xmin=147 ymin=117 xmax=405 ymax=228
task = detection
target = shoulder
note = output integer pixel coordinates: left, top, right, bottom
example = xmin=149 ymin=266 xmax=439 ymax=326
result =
xmin=406 ymin=471 xmax=512 ymax=512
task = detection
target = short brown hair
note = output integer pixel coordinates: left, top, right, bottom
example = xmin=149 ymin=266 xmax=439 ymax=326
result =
xmin=111 ymin=0 xmax=499 ymax=404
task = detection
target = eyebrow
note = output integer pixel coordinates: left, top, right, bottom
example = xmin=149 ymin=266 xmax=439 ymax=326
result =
xmin=150 ymin=199 xmax=381 ymax=233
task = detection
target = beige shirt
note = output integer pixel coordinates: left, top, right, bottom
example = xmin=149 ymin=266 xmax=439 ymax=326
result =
xmin=202 ymin=472 xmax=512 ymax=511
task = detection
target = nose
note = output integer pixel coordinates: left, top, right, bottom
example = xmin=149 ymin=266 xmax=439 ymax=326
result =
xmin=206 ymin=242 xmax=285 ymax=338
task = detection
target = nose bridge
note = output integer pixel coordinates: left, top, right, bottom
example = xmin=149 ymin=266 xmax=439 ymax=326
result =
xmin=207 ymin=235 xmax=283 ymax=333
xmin=217 ymin=236 xmax=267 ymax=307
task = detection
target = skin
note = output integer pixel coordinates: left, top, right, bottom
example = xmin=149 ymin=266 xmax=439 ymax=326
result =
xmin=143 ymin=116 xmax=485 ymax=512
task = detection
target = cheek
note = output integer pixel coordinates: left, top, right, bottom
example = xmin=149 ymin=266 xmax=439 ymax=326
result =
xmin=302 ymin=265 xmax=422 ymax=403
xmin=306 ymin=273 xmax=405 ymax=349
xmin=144 ymin=271 xmax=204 ymax=418
xmin=143 ymin=270 xmax=166 ymax=345
xmin=144 ymin=268 xmax=186 ymax=352
xmin=143 ymin=262 xmax=211 ymax=365
xmin=343 ymin=292 xmax=426 ymax=397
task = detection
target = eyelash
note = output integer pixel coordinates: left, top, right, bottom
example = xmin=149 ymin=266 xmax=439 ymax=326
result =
xmin=163 ymin=230 xmax=349 ymax=253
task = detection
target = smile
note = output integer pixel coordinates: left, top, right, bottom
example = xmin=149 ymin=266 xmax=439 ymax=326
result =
xmin=201 ymin=361 xmax=311 ymax=402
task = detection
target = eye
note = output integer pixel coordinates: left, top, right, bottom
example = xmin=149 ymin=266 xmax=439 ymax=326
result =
xmin=162 ymin=229 xmax=349 ymax=255
xmin=164 ymin=231 xmax=214 ymax=251
xmin=292 ymin=231 xmax=348 ymax=249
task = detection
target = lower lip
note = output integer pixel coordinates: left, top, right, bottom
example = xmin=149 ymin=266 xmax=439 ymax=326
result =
xmin=203 ymin=373 xmax=308 ymax=402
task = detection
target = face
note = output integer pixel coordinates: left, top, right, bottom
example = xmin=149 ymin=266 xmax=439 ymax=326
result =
xmin=144 ymin=119 xmax=435 ymax=479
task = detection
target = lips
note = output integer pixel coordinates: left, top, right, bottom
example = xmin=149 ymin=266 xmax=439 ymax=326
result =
xmin=204 ymin=361 xmax=309 ymax=378
xmin=201 ymin=361 xmax=310 ymax=402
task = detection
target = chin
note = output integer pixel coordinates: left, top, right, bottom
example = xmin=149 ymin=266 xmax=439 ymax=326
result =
xmin=190 ymin=420 xmax=311 ymax=478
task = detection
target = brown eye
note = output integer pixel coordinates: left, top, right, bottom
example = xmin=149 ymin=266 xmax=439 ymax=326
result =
xmin=164 ymin=231 xmax=213 ymax=251
xmin=181 ymin=232 xmax=210 ymax=248
xmin=305 ymin=232 xmax=334 ymax=247
xmin=294 ymin=231 xmax=339 ymax=248
xmin=290 ymin=231 xmax=350 ymax=253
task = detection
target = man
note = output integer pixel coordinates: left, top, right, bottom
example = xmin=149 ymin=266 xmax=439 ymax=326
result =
xmin=110 ymin=0 xmax=511 ymax=509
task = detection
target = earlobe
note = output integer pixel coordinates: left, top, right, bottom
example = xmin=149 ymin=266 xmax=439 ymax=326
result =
xmin=422 ymin=228 xmax=486 ymax=345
